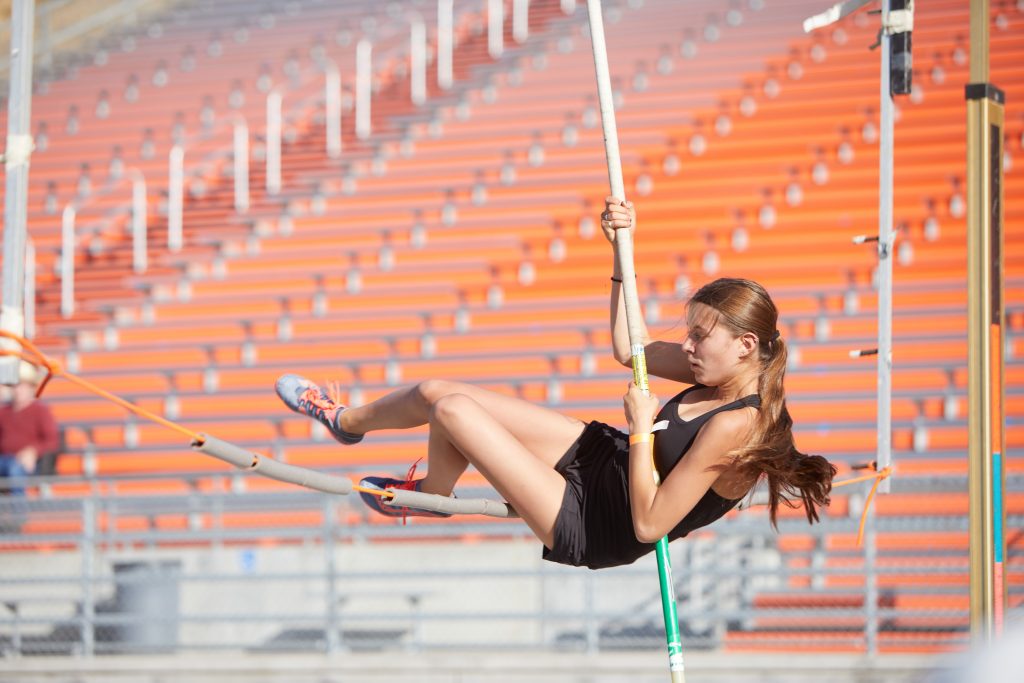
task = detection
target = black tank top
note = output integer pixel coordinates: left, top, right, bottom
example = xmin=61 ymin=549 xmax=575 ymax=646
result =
xmin=652 ymin=384 xmax=760 ymax=542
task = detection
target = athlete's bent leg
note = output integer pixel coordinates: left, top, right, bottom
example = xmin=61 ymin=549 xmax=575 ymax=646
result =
xmin=426 ymin=393 xmax=569 ymax=547
xmin=342 ymin=379 xmax=585 ymax=468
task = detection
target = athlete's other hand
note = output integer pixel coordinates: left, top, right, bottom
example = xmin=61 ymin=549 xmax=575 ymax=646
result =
xmin=623 ymin=381 xmax=659 ymax=434
xmin=601 ymin=196 xmax=635 ymax=245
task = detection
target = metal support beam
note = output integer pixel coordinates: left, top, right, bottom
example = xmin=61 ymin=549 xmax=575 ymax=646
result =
xmin=168 ymin=145 xmax=184 ymax=251
xmin=24 ymin=238 xmax=35 ymax=340
xmin=130 ymin=169 xmax=147 ymax=274
xmin=355 ymin=39 xmax=372 ymax=140
xmin=488 ymin=0 xmax=504 ymax=59
xmin=966 ymin=0 xmax=1006 ymax=641
xmin=324 ymin=62 xmax=342 ymax=158
xmin=875 ymin=0 xmax=895 ymax=493
xmin=410 ymin=18 xmax=427 ymax=106
xmin=233 ymin=119 xmax=250 ymax=211
xmin=265 ymin=91 xmax=282 ymax=195
xmin=437 ymin=0 xmax=454 ymax=90
xmin=1 ymin=0 xmax=35 ymax=384
xmin=60 ymin=205 xmax=76 ymax=319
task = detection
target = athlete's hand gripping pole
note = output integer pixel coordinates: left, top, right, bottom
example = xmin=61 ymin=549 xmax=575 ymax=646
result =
xmin=584 ymin=2 xmax=684 ymax=680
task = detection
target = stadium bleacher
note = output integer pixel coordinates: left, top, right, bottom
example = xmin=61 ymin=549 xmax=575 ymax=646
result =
xmin=0 ymin=0 xmax=1021 ymax=661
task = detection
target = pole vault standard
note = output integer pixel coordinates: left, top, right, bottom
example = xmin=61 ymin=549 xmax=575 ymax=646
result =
xmin=966 ymin=0 xmax=1006 ymax=641
xmin=584 ymin=2 xmax=684 ymax=681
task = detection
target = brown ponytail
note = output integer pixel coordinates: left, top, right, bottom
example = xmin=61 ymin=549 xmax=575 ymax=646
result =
xmin=690 ymin=278 xmax=837 ymax=528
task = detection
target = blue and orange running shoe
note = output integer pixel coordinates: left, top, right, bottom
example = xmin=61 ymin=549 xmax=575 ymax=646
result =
xmin=275 ymin=374 xmax=363 ymax=446
xmin=359 ymin=459 xmax=452 ymax=521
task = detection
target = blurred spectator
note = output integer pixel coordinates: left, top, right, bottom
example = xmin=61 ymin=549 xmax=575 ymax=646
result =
xmin=0 ymin=363 xmax=59 ymax=497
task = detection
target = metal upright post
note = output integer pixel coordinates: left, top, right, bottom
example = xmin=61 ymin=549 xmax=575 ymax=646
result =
xmin=355 ymin=40 xmax=372 ymax=140
xmin=488 ymin=0 xmax=504 ymax=59
xmin=864 ymin=505 xmax=878 ymax=655
xmin=266 ymin=91 xmax=282 ymax=195
xmin=437 ymin=0 xmax=454 ymax=90
xmin=1 ymin=0 xmax=36 ymax=384
xmin=966 ymin=0 xmax=1006 ymax=641
xmin=168 ymin=146 xmax=184 ymax=251
xmin=81 ymin=498 xmax=96 ymax=656
xmin=60 ymin=205 xmax=76 ymax=319
xmin=324 ymin=496 xmax=341 ymax=653
xmin=875 ymin=0 xmax=895 ymax=493
xmin=324 ymin=62 xmax=342 ymax=158
xmin=410 ymin=18 xmax=427 ymax=106
xmin=130 ymin=169 xmax=147 ymax=274
xmin=513 ymin=0 xmax=530 ymax=44
xmin=233 ymin=119 xmax=250 ymax=210
xmin=24 ymin=238 xmax=35 ymax=339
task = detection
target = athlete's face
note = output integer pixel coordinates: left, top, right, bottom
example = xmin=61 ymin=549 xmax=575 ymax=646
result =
xmin=681 ymin=303 xmax=750 ymax=386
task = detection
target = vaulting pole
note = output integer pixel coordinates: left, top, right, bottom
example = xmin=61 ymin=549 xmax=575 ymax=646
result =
xmin=966 ymin=0 xmax=1006 ymax=641
xmin=585 ymin=2 xmax=683 ymax=680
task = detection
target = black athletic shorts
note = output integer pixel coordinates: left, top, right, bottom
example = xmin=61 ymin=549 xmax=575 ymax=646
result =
xmin=542 ymin=420 xmax=650 ymax=570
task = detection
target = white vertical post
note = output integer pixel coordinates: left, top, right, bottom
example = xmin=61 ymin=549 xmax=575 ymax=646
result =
xmin=324 ymin=62 xmax=342 ymax=158
xmin=130 ymin=170 xmax=147 ymax=274
xmin=233 ymin=118 xmax=250 ymax=211
xmin=513 ymin=0 xmax=529 ymax=44
xmin=24 ymin=237 xmax=34 ymax=339
xmin=355 ymin=39 xmax=372 ymax=140
xmin=876 ymin=0 xmax=894 ymax=493
xmin=1 ymin=0 xmax=35 ymax=383
xmin=168 ymin=145 xmax=184 ymax=252
xmin=266 ymin=90 xmax=282 ymax=194
xmin=488 ymin=0 xmax=504 ymax=59
xmin=410 ymin=18 xmax=427 ymax=106
xmin=437 ymin=0 xmax=454 ymax=90
xmin=60 ymin=205 xmax=75 ymax=319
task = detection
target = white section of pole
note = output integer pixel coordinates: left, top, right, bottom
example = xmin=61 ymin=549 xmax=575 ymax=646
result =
xmin=437 ymin=0 xmax=454 ymax=90
xmin=356 ymin=39 xmax=372 ymax=140
xmin=876 ymin=0 xmax=894 ymax=493
xmin=60 ymin=205 xmax=76 ymax=319
xmin=233 ymin=118 xmax=250 ymax=212
xmin=585 ymin=0 xmax=643 ymax=364
xmin=488 ymin=0 xmax=504 ymax=59
xmin=325 ymin=62 xmax=342 ymax=158
xmin=24 ymin=238 xmax=34 ymax=340
xmin=130 ymin=170 xmax=147 ymax=274
xmin=411 ymin=18 xmax=427 ymax=106
xmin=168 ymin=145 xmax=184 ymax=253
xmin=513 ymin=0 xmax=529 ymax=43
xmin=266 ymin=90 xmax=282 ymax=195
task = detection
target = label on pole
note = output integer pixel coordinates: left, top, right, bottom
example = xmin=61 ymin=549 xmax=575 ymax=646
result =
xmin=631 ymin=344 xmax=648 ymax=392
xmin=668 ymin=652 xmax=685 ymax=671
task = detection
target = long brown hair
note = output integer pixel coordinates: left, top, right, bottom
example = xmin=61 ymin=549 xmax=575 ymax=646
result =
xmin=689 ymin=278 xmax=836 ymax=527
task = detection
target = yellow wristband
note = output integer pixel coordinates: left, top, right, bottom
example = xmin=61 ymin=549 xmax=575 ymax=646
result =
xmin=628 ymin=433 xmax=651 ymax=446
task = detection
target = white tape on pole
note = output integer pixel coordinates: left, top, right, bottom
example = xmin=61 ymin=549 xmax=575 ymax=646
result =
xmin=585 ymin=0 xmax=646 ymax=391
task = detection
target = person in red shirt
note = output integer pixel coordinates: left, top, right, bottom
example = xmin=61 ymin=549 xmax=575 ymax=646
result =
xmin=0 ymin=363 xmax=59 ymax=497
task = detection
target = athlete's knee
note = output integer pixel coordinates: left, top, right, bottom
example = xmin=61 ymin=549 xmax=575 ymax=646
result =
xmin=416 ymin=379 xmax=467 ymax=407
xmin=429 ymin=392 xmax=478 ymax=427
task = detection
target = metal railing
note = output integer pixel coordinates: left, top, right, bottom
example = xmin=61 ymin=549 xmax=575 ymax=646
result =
xmin=0 ymin=470 xmax=1018 ymax=659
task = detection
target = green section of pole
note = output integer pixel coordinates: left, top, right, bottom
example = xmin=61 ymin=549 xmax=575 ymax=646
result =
xmin=584 ymin=1 xmax=684 ymax=679
xmin=656 ymin=537 xmax=686 ymax=679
